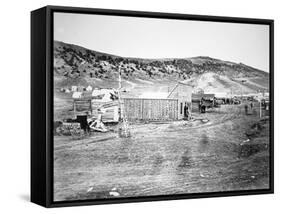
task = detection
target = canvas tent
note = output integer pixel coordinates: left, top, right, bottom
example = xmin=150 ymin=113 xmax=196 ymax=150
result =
xmin=71 ymin=86 xmax=78 ymax=92
xmin=91 ymin=88 xmax=118 ymax=102
xmin=86 ymin=85 xmax=93 ymax=91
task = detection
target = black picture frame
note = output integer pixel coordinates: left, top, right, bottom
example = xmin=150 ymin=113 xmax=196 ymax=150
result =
xmin=31 ymin=5 xmax=274 ymax=208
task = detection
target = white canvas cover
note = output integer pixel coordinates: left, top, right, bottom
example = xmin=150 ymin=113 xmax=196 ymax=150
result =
xmin=86 ymin=85 xmax=93 ymax=91
xmin=72 ymin=91 xmax=83 ymax=99
xmin=71 ymin=86 xmax=78 ymax=92
xmin=92 ymin=88 xmax=118 ymax=102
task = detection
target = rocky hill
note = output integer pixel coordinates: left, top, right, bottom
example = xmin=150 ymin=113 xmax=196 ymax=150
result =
xmin=54 ymin=40 xmax=269 ymax=94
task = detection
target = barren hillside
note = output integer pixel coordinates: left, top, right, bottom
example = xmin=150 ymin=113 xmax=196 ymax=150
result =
xmin=54 ymin=41 xmax=269 ymax=94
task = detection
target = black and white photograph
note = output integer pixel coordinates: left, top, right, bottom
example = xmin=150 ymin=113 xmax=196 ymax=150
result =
xmin=53 ymin=11 xmax=272 ymax=202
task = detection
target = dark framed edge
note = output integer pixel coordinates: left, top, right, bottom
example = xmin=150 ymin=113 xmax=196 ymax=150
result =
xmin=31 ymin=5 xmax=274 ymax=208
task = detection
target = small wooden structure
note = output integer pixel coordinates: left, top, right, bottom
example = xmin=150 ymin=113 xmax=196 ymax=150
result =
xmin=167 ymin=82 xmax=192 ymax=120
xmin=73 ymin=98 xmax=92 ymax=114
xmin=73 ymin=98 xmax=119 ymax=122
xmin=192 ymin=93 xmax=215 ymax=112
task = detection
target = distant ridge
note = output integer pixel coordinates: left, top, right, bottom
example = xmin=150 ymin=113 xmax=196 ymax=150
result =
xmin=53 ymin=40 xmax=269 ymax=94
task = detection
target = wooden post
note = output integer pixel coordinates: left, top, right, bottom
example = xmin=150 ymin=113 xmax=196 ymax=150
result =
xmin=260 ymin=100 xmax=262 ymax=118
xmin=89 ymin=99 xmax=92 ymax=114
xmin=117 ymin=63 xmax=122 ymax=122
xmin=73 ymin=100 xmax=76 ymax=112
xmin=141 ymin=99 xmax=144 ymax=120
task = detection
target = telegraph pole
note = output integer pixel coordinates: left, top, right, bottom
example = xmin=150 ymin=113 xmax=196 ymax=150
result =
xmin=259 ymin=90 xmax=263 ymax=118
xmin=117 ymin=64 xmax=122 ymax=122
xmin=259 ymin=99 xmax=262 ymax=118
xmin=117 ymin=63 xmax=130 ymax=137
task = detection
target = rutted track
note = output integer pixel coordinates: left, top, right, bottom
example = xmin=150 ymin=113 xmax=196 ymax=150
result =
xmin=54 ymin=103 xmax=269 ymax=201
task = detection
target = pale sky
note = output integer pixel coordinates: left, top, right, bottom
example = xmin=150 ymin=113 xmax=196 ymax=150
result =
xmin=54 ymin=12 xmax=270 ymax=72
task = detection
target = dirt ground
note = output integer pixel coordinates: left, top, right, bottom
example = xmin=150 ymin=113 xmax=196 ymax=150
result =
xmin=54 ymin=102 xmax=270 ymax=201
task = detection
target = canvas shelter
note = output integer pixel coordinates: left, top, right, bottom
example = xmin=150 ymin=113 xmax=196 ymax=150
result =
xmin=71 ymin=86 xmax=78 ymax=92
xmin=72 ymin=91 xmax=83 ymax=99
xmin=86 ymin=85 xmax=93 ymax=91
xmin=91 ymin=88 xmax=118 ymax=102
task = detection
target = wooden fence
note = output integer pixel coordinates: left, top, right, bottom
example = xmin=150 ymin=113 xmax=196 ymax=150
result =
xmin=123 ymin=98 xmax=178 ymax=121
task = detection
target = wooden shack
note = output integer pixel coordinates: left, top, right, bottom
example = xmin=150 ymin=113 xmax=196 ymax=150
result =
xmin=73 ymin=98 xmax=92 ymax=113
xmin=73 ymin=98 xmax=119 ymax=122
xmin=192 ymin=93 xmax=215 ymax=112
xmin=167 ymin=82 xmax=193 ymax=120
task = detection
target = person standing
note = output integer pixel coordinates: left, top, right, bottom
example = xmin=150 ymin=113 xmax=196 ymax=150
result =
xmin=184 ymin=103 xmax=188 ymax=119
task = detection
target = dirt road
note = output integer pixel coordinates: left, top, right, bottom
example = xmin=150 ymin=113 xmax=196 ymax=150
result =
xmin=54 ymin=104 xmax=270 ymax=201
